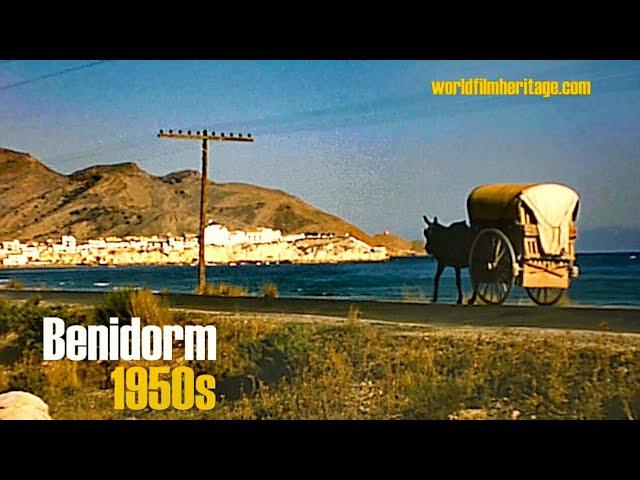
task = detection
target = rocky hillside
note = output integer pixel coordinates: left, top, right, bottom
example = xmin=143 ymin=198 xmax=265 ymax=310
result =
xmin=372 ymin=232 xmax=425 ymax=256
xmin=0 ymin=147 xmax=406 ymax=246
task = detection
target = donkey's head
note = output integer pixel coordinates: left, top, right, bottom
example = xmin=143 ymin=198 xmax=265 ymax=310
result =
xmin=422 ymin=215 xmax=440 ymax=255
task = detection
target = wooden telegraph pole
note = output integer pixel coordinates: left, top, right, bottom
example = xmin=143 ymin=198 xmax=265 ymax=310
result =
xmin=157 ymin=128 xmax=254 ymax=294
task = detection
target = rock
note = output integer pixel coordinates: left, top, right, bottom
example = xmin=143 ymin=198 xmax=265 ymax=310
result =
xmin=510 ymin=410 xmax=521 ymax=420
xmin=0 ymin=391 xmax=52 ymax=420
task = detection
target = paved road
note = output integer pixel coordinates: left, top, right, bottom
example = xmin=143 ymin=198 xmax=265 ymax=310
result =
xmin=3 ymin=289 xmax=640 ymax=333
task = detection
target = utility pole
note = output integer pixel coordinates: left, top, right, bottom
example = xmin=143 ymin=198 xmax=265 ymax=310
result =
xmin=157 ymin=128 xmax=254 ymax=294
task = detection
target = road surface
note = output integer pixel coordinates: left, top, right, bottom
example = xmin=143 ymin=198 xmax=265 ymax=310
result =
xmin=3 ymin=289 xmax=640 ymax=333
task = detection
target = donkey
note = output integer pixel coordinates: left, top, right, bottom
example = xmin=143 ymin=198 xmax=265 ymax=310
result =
xmin=423 ymin=215 xmax=476 ymax=305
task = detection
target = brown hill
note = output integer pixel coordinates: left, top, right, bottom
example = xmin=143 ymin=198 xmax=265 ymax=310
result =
xmin=372 ymin=232 xmax=425 ymax=256
xmin=0 ymin=147 xmax=383 ymax=243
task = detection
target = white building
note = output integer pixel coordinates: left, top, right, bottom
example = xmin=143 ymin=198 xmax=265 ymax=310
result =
xmin=284 ymin=233 xmax=305 ymax=243
xmin=167 ymin=237 xmax=185 ymax=252
xmin=184 ymin=235 xmax=199 ymax=249
xmin=3 ymin=254 xmax=28 ymax=266
xmin=204 ymin=223 xmax=231 ymax=246
xmin=22 ymin=246 xmax=40 ymax=261
xmin=53 ymin=235 xmax=78 ymax=254
xmin=87 ymin=239 xmax=107 ymax=248
xmin=206 ymin=224 xmax=282 ymax=246
xmin=62 ymin=235 xmax=76 ymax=251
xmin=244 ymin=228 xmax=282 ymax=244
xmin=228 ymin=230 xmax=248 ymax=245
xmin=2 ymin=240 xmax=21 ymax=252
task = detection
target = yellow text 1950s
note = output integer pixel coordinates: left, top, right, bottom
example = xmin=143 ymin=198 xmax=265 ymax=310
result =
xmin=111 ymin=366 xmax=216 ymax=411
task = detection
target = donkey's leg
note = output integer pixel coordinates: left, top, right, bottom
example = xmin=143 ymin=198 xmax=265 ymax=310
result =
xmin=455 ymin=267 xmax=463 ymax=305
xmin=432 ymin=263 xmax=444 ymax=303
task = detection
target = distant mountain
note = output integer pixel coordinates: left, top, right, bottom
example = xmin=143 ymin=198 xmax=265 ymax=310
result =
xmin=0 ymin=147 xmax=396 ymax=245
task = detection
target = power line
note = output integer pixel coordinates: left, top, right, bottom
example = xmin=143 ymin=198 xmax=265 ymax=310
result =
xmin=11 ymin=64 xmax=640 ymax=170
xmin=0 ymin=60 xmax=110 ymax=91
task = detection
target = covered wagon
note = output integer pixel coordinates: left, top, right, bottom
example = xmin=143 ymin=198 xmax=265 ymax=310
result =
xmin=467 ymin=183 xmax=580 ymax=305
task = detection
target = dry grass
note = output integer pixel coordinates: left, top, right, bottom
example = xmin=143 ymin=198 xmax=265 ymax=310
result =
xmin=261 ymin=282 xmax=279 ymax=298
xmin=401 ymin=287 xmax=429 ymax=303
xmin=95 ymin=288 xmax=173 ymax=326
xmin=6 ymin=279 xmax=23 ymax=290
xmin=201 ymin=283 xmax=249 ymax=297
xmin=1 ymin=297 xmax=640 ymax=420
xmin=347 ymin=304 xmax=362 ymax=327
xmin=129 ymin=289 xmax=173 ymax=326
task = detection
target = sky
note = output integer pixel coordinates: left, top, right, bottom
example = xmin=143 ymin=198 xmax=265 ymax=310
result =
xmin=1 ymin=60 xmax=639 ymax=250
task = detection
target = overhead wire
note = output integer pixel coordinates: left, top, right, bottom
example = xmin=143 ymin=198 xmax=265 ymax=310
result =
xmin=0 ymin=60 xmax=110 ymax=91
xmin=5 ymin=62 xmax=640 ymax=170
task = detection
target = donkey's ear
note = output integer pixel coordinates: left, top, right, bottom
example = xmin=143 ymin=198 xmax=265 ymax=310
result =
xmin=423 ymin=215 xmax=431 ymax=226
xmin=433 ymin=216 xmax=439 ymax=225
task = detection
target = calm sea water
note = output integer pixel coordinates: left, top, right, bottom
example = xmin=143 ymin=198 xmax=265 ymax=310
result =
xmin=1 ymin=253 xmax=639 ymax=307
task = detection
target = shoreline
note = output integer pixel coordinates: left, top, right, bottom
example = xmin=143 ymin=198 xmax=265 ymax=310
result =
xmin=0 ymin=254 xmax=427 ymax=271
xmin=2 ymin=249 xmax=635 ymax=271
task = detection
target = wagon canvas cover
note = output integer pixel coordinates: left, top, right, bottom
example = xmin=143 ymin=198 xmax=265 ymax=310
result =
xmin=468 ymin=183 xmax=579 ymax=256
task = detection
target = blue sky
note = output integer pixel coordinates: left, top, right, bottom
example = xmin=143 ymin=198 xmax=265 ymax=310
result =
xmin=1 ymin=60 xmax=639 ymax=249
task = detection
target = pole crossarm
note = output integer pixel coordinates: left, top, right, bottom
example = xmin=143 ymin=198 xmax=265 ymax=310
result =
xmin=158 ymin=131 xmax=254 ymax=142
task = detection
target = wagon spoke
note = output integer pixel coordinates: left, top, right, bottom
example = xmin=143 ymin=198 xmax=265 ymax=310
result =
xmin=494 ymin=238 xmax=504 ymax=264
xmin=470 ymin=229 xmax=515 ymax=305
xmin=526 ymin=287 xmax=564 ymax=306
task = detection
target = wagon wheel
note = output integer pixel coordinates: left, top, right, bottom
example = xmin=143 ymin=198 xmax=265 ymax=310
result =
xmin=469 ymin=228 xmax=516 ymax=305
xmin=525 ymin=287 xmax=564 ymax=306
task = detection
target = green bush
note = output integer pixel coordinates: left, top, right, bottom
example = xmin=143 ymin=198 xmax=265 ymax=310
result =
xmin=240 ymin=325 xmax=312 ymax=385
xmin=0 ymin=296 xmax=86 ymax=360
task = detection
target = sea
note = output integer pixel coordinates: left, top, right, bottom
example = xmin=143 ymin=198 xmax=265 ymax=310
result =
xmin=0 ymin=253 xmax=639 ymax=307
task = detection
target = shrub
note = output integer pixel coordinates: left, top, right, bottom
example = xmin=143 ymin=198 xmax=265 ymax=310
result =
xmin=94 ymin=289 xmax=131 ymax=326
xmin=347 ymin=304 xmax=362 ymax=326
xmin=261 ymin=282 xmax=279 ymax=298
xmin=0 ymin=296 xmax=85 ymax=360
xmin=94 ymin=288 xmax=173 ymax=326
xmin=5 ymin=352 xmax=47 ymax=396
xmin=201 ymin=283 xmax=248 ymax=297
xmin=240 ymin=325 xmax=312 ymax=385
xmin=129 ymin=288 xmax=173 ymax=326
xmin=7 ymin=279 xmax=24 ymax=290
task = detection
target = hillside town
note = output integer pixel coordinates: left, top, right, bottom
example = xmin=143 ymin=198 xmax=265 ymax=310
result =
xmin=0 ymin=221 xmax=389 ymax=267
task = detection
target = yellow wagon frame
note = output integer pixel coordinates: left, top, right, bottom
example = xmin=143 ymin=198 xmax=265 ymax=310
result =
xmin=467 ymin=183 xmax=580 ymax=305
